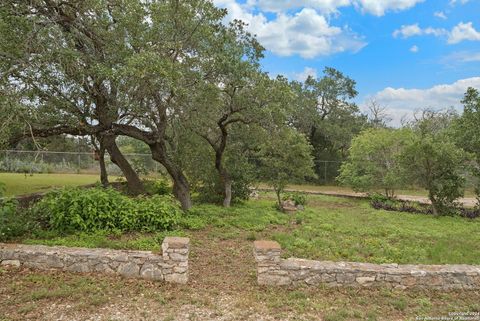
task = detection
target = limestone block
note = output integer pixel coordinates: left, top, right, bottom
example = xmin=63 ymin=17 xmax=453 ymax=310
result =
xmin=1 ymin=260 xmax=21 ymax=267
xmin=140 ymin=263 xmax=163 ymax=281
xmin=118 ymin=262 xmax=140 ymax=278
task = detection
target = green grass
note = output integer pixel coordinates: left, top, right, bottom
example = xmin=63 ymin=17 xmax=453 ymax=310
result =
xmin=0 ymin=173 xmax=107 ymax=196
xmin=21 ymin=193 xmax=480 ymax=265
xmin=272 ymin=194 xmax=480 ymax=264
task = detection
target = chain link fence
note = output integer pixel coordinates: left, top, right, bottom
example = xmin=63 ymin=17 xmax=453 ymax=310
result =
xmin=1 ymin=150 xmax=477 ymax=189
xmin=0 ymin=150 xmax=166 ymax=176
xmin=0 ymin=150 xmax=342 ymax=183
xmin=314 ymin=160 xmax=343 ymax=184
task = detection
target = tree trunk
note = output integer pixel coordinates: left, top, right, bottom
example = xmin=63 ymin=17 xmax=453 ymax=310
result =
xmin=215 ymin=150 xmax=232 ymax=207
xmin=109 ymin=123 xmax=192 ymax=209
xmin=429 ymin=193 xmax=439 ymax=216
xmin=275 ymin=188 xmax=282 ymax=209
xmin=93 ymin=134 xmax=109 ymax=187
xmin=103 ymin=134 xmax=145 ymax=196
xmin=221 ymin=172 xmax=232 ymax=207
xmin=212 ymin=126 xmax=233 ymax=207
xmin=98 ymin=140 xmax=109 ymax=187
xmin=150 ymin=143 xmax=192 ymax=210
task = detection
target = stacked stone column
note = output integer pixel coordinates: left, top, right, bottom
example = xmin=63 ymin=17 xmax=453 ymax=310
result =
xmin=253 ymin=240 xmax=290 ymax=286
xmin=161 ymin=237 xmax=189 ymax=284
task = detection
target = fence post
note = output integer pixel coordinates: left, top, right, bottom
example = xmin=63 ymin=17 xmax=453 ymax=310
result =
xmin=324 ymin=161 xmax=327 ymax=184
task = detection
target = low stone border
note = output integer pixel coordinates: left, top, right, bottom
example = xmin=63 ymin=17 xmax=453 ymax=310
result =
xmin=253 ymin=240 xmax=480 ymax=289
xmin=0 ymin=237 xmax=190 ymax=284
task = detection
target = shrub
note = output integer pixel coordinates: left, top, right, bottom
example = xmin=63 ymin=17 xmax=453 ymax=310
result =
xmin=144 ymin=178 xmax=172 ymax=196
xmin=399 ymin=112 xmax=469 ymax=216
xmin=283 ymin=192 xmax=307 ymax=206
xmin=338 ymin=128 xmax=414 ymax=197
xmin=133 ymin=195 xmax=182 ymax=232
xmin=0 ymin=199 xmax=20 ymax=241
xmin=33 ymin=187 xmax=182 ymax=233
xmin=0 ymin=181 xmax=5 ymax=197
xmin=192 ymin=164 xmax=254 ymax=205
xmin=369 ymin=193 xmax=479 ymax=218
xmin=0 ymin=199 xmax=45 ymax=241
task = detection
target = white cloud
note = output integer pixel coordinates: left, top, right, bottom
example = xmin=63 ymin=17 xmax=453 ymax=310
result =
xmin=393 ymin=22 xmax=480 ymax=44
xmin=251 ymin=0 xmax=424 ymax=16
xmin=294 ymin=67 xmax=318 ymax=81
xmin=214 ymin=0 xmax=429 ymax=57
xmin=354 ymin=0 xmax=425 ymax=16
xmin=365 ymin=77 xmax=480 ymax=125
xmin=393 ymin=23 xmax=446 ymax=38
xmin=214 ymin=1 xmax=366 ymax=58
xmin=252 ymin=0 xmax=350 ymax=14
xmin=393 ymin=23 xmax=421 ymax=37
xmin=410 ymin=45 xmax=419 ymax=53
xmin=434 ymin=11 xmax=447 ymax=19
xmin=448 ymin=22 xmax=480 ymax=44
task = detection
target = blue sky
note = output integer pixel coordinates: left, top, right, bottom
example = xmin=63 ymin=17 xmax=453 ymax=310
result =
xmin=213 ymin=0 xmax=480 ymax=124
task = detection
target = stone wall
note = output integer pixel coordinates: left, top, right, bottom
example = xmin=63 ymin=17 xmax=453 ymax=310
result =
xmin=0 ymin=237 xmax=190 ymax=284
xmin=253 ymin=240 xmax=480 ymax=289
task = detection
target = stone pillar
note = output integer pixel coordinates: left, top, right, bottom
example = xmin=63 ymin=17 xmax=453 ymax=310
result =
xmin=253 ymin=240 xmax=291 ymax=286
xmin=162 ymin=237 xmax=190 ymax=284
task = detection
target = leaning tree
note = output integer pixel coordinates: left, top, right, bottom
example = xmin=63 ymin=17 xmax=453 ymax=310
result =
xmin=0 ymin=0 xmax=259 ymax=209
xmin=0 ymin=0 xmax=146 ymax=194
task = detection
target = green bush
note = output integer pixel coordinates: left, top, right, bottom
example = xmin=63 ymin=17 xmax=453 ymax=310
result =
xmin=133 ymin=195 xmax=182 ymax=232
xmin=0 ymin=199 xmax=44 ymax=241
xmin=33 ymin=187 xmax=182 ymax=233
xmin=0 ymin=181 xmax=5 ymax=197
xmin=144 ymin=178 xmax=172 ymax=196
xmin=283 ymin=192 xmax=307 ymax=206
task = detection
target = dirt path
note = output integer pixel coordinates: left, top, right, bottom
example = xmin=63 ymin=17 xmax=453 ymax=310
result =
xmin=188 ymin=230 xmax=256 ymax=292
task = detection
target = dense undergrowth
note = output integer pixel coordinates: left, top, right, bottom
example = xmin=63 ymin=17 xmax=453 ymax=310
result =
xmin=0 ymin=186 xmax=182 ymax=242
xmin=2 ymin=185 xmax=480 ymax=265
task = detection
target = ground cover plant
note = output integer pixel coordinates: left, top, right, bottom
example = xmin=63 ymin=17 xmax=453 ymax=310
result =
xmin=0 ymin=186 xmax=182 ymax=242
xmin=10 ymin=192 xmax=480 ymax=266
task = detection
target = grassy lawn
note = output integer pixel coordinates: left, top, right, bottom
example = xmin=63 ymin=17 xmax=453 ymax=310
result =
xmin=0 ymin=173 xmax=105 ymax=196
xmin=23 ymin=193 xmax=480 ymax=265
xmin=3 ymin=193 xmax=480 ymax=320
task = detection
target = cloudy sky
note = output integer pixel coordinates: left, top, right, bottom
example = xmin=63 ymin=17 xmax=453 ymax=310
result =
xmin=213 ymin=0 xmax=480 ymax=125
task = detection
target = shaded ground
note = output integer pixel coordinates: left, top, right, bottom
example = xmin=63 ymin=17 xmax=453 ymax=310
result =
xmin=1 ymin=228 xmax=480 ymax=321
